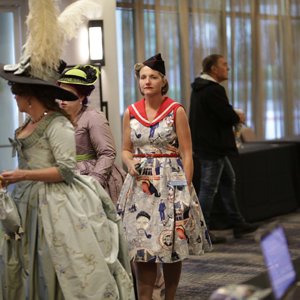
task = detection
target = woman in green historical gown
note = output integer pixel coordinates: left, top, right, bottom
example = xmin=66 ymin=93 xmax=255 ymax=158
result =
xmin=0 ymin=65 xmax=134 ymax=300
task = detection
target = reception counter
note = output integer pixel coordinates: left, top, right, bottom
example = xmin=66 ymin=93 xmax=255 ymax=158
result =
xmin=193 ymin=142 xmax=299 ymax=229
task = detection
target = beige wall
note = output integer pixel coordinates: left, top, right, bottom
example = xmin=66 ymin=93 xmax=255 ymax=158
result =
xmin=61 ymin=0 xmax=122 ymax=163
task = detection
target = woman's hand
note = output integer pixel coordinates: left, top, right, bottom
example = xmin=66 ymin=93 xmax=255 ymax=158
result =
xmin=1 ymin=169 xmax=27 ymax=186
xmin=175 ymin=107 xmax=193 ymax=186
xmin=188 ymin=183 xmax=192 ymax=194
xmin=122 ymin=109 xmax=140 ymax=177
xmin=126 ymin=160 xmax=140 ymax=177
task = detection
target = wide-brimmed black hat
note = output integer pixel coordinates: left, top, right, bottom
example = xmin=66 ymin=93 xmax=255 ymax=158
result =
xmin=0 ymin=63 xmax=78 ymax=101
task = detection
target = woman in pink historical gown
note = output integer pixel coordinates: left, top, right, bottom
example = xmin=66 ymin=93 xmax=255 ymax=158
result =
xmin=58 ymin=65 xmax=126 ymax=203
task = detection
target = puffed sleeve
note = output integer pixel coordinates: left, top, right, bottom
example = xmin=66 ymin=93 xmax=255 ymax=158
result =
xmin=46 ymin=116 xmax=77 ymax=184
xmin=87 ymin=110 xmax=116 ymax=185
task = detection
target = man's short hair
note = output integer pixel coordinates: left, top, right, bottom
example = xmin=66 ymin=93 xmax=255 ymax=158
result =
xmin=202 ymin=54 xmax=223 ymax=74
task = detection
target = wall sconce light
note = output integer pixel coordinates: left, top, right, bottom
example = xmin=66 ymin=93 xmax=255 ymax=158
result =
xmin=88 ymin=20 xmax=108 ymax=119
xmin=88 ymin=20 xmax=105 ymax=66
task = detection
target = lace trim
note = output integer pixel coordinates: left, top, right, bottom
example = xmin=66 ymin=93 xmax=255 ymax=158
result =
xmin=57 ymin=164 xmax=75 ymax=184
xmin=14 ymin=112 xmax=63 ymax=148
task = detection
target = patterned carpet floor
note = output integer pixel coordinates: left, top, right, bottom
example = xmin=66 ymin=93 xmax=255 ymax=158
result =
xmin=176 ymin=209 xmax=300 ymax=300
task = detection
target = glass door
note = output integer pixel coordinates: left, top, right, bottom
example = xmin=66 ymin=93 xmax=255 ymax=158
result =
xmin=0 ymin=5 xmax=24 ymax=171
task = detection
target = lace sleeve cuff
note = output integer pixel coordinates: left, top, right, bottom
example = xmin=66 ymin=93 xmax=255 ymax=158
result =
xmin=57 ymin=165 xmax=75 ymax=184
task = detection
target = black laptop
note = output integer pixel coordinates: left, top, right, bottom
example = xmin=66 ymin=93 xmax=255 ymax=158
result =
xmin=258 ymin=224 xmax=300 ymax=300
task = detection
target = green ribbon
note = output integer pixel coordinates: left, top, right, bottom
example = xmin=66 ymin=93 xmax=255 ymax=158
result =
xmin=76 ymin=153 xmax=96 ymax=162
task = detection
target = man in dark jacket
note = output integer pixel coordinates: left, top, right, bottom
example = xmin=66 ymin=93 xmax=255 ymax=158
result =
xmin=189 ymin=54 xmax=258 ymax=243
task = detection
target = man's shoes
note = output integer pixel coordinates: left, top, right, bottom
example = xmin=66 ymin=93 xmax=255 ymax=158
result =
xmin=209 ymin=231 xmax=227 ymax=244
xmin=233 ymin=222 xmax=259 ymax=239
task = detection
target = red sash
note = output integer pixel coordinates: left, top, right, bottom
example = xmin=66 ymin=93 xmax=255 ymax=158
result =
xmin=128 ymin=97 xmax=182 ymax=127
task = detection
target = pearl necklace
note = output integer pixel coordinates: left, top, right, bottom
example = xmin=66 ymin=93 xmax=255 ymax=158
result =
xmin=30 ymin=111 xmax=48 ymax=124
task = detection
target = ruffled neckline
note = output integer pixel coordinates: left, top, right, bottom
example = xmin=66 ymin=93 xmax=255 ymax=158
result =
xmin=14 ymin=112 xmax=63 ymax=148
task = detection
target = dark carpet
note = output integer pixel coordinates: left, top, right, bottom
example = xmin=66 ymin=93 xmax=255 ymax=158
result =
xmin=176 ymin=209 xmax=300 ymax=300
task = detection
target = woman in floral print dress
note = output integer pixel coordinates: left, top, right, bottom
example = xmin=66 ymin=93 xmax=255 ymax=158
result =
xmin=117 ymin=53 xmax=211 ymax=300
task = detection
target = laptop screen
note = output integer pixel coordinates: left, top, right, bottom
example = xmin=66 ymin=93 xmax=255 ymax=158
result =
xmin=260 ymin=225 xmax=297 ymax=300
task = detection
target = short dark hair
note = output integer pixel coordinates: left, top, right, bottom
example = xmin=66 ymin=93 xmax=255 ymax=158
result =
xmin=10 ymin=82 xmax=71 ymax=121
xmin=202 ymin=54 xmax=223 ymax=74
xmin=67 ymin=84 xmax=95 ymax=105
xmin=10 ymin=82 xmax=57 ymax=101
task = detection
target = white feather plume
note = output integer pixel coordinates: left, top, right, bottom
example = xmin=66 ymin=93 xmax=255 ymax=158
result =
xmin=24 ymin=0 xmax=63 ymax=80
xmin=22 ymin=0 xmax=102 ymax=81
xmin=58 ymin=0 xmax=101 ymax=42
